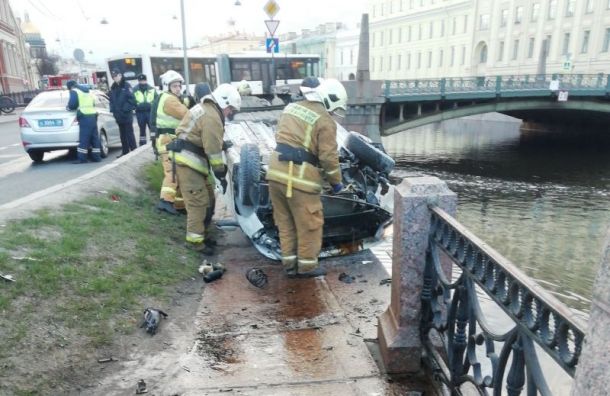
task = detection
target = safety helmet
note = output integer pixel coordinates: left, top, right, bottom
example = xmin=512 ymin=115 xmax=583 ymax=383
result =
xmin=160 ymin=70 xmax=184 ymax=91
xmin=66 ymin=80 xmax=77 ymax=90
xmin=194 ymin=82 xmax=212 ymax=102
xmin=137 ymin=74 xmax=147 ymax=81
xmin=319 ymin=79 xmax=348 ymax=117
xmin=237 ymin=80 xmax=252 ymax=96
xmin=212 ymin=83 xmax=241 ymax=111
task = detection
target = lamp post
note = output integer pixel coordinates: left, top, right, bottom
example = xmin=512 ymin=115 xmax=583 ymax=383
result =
xmin=180 ymin=0 xmax=190 ymax=94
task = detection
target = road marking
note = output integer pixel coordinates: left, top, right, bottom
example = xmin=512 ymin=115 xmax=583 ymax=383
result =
xmin=0 ymin=154 xmax=21 ymax=159
xmin=0 ymin=143 xmax=21 ymax=151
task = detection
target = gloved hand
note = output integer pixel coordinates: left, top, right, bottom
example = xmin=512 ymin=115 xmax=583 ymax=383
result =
xmin=220 ymin=177 xmax=228 ymax=194
xmin=331 ymin=183 xmax=344 ymax=194
xmin=152 ymin=138 xmax=159 ymax=158
xmin=214 ymin=165 xmax=228 ymax=179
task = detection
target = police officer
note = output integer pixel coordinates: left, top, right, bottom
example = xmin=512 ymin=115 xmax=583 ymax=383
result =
xmin=66 ymin=80 xmax=102 ymax=164
xmin=266 ymin=78 xmax=348 ymax=278
xmin=153 ymin=70 xmax=188 ymax=215
xmin=109 ymin=69 xmax=137 ymax=157
xmin=133 ymin=74 xmax=157 ymax=146
xmin=169 ymin=83 xmax=240 ymax=255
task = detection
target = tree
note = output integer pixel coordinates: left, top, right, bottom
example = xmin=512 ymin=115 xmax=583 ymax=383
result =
xmin=36 ymin=54 xmax=59 ymax=76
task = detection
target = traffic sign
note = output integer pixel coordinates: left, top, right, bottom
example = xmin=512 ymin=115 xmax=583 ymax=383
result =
xmin=263 ymin=0 xmax=280 ymax=19
xmin=266 ymin=38 xmax=279 ymax=53
xmin=558 ymin=90 xmax=569 ymax=102
xmin=265 ymin=20 xmax=280 ymax=36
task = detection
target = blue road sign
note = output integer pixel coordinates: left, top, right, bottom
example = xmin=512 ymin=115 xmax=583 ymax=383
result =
xmin=266 ymin=38 xmax=279 ymax=54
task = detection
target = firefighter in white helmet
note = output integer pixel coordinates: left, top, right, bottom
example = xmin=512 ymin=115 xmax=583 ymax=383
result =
xmin=152 ymin=70 xmax=188 ymax=215
xmin=266 ymin=78 xmax=348 ymax=277
xmin=168 ymin=83 xmax=241 ymax=255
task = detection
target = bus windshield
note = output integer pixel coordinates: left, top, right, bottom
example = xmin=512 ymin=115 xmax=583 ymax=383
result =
xmin=107 ymin=58 xmax=143 ymax=80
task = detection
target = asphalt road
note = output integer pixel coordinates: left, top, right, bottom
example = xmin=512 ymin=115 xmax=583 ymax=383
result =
xmin=0 ymin=111 xmax=124 ymax=206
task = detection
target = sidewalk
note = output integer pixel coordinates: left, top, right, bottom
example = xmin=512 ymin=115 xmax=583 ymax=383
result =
xmin=96 ymin=221 xmax=432 ymax=395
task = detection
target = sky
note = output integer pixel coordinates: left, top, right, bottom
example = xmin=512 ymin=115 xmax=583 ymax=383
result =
xmin=11 ymin=0 xmax=368 ymax=65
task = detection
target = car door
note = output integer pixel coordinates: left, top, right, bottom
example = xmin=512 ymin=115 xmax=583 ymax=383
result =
xmin=94 ymin=92 xmax=120 ymax=146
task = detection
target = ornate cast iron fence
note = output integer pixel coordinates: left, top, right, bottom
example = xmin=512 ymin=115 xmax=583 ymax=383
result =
xmin=421 ymin=206 xmax=586 ymax=395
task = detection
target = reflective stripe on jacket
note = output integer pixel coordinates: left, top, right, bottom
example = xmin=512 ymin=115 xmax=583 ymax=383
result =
xmin=134 ymin=88 xmax=155 ymax=105
xmin=266 ymin=101 xmax=341 ymax=194
xmin=156 ymin=92 xmax=185 ymax=131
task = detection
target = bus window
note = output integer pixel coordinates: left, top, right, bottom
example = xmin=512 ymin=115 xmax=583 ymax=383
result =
xmin=231 ymin=61 xmax=252 ymax=81
xmin=150 ymin=57 xmax=186 ymax=87
xmin=204 ymin=64 xmax=217 ymax=89
xmin=108 ymin=58 xmax=143 ymax=80
xmin=251 ymin=61 xmax=261 ymax=81
xmin=290 ymin=60 xmax=307 ymax=80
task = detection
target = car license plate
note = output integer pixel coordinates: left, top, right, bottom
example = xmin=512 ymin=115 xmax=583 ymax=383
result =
xmin=38 ymin=119 xmax=63 ymax=127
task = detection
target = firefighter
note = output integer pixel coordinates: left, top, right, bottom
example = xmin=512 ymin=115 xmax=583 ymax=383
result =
xmin=266 ymin=78 xmax=348 ymax=278
xmin=66 ymin=80 xmax=102 ymax=164
xmin=169 ymin=83 xmax=241 ymax=255
xmin=133 ymin=74 xmax=156 ymax=146
xmin=152 ymin=70 xmax=188 ymax=215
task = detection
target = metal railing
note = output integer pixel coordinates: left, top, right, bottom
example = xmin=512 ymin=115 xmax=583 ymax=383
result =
xmin=421 ymin=206 xmax=586 ymax=395
xmin=385 ymin=74 xmax=610 ymax=99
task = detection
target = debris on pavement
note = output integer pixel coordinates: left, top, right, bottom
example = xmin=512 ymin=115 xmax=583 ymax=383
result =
xmin=97 ymin=357 xmax=117 ymax=363
xmin=203 ymin=269 xmax=224 ymax=283
xmin=198 ymin=263 xmax=214 ymax=275
xmin=338 ymin=272 xmax=355 ymax=284
xmin=140 ymin=308 xmax=168 ymax=335
xmin=379 ymin=278 xmax=392 ymax=286
xmin=11 ymin=256 xmax=40 ymax=261
xmin=246 ymin=268 xmax=268 ymax=288
xmin=1 ymin=273 xmax=15 ymax=282
xmin=111 ymin=194 xmax=121 ymax=202
xmin=136 ymin=379 xmax=148 ymax=394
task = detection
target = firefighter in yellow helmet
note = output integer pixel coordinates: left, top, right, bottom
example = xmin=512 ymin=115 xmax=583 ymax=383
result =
xmin=153 ymin=70 xmax=188 ymax=215
xmin=266 ymin=78 xmax=348 ymax=278
xmin=169 ymin=83 xmax=241 ymax=255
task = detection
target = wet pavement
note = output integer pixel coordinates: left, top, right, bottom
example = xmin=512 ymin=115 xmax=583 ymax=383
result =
xmin=96 ymin=222 xmax=433 ymax=395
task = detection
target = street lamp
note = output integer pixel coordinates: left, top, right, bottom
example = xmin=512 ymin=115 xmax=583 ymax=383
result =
xmin=179 ymin=0 xmax=190 ymax=93
xmin=100 ymin=17 xmax=109 ymax=25
xmin=235 ymin=0 xmax=242 ymax=5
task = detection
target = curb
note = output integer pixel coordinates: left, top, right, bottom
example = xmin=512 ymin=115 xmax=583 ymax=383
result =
xmin=0 ymin=144 xmax=151 ymax=211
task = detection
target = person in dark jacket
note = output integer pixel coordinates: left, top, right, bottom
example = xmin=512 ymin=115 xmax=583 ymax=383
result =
xmin=109 ymin=69 xmax=137 ymax=157
xmin=133 ymin=74 xmax=157 ymax=146
xmin=66 ymin=80 xmax=101 ymax=164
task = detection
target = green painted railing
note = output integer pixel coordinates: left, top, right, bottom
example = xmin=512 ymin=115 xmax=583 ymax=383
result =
xmin=384 ymin=74 xmax=610 ymax=101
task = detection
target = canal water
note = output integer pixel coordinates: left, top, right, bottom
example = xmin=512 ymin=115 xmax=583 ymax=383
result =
xmin=382 ymin=113 xmax=610 ymax=320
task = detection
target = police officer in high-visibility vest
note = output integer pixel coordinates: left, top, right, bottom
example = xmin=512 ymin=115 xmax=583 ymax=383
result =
xmin=133 ymin=74 xmax=157 ymax=146
xmin=169 ymin=83 xmax=240 ymax=255
xmin=66 ymin=80 xmax=102 ymax=164
xmin=152 ymin=70 xmax=188 ymax=215
xmin=266 ymin=78 xmax=348 ymax=278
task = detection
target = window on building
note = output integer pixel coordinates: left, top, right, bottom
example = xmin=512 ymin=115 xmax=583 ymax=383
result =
xmin=479 ymin=45 xmax=488 ymax=63
xmin=408 ymin=25 xmax=412 ymax=41
xmin=350 ymin=49 xmax=354 ymax=64
xmin=390 ymin=0 xmax=393 ymax=13
xmin=417 ymin=52 xmax=422 ymax=68
xmin=409 ymin=0 xmax=414 ymax=8
xmin=548 ymin=0 xmax=557 ymax=19
xmin=603 ymin=28 xmax=610 ymax=52
xmin=566 ymin=0 xmax=575 ymax=16
xmin=399 ymin=27 xmax=402 ymax=43
xmin=582 ymin=30 xmax=590 ymax=53
xmin=418 ymin=24 xmax=422 ymax=40
xmin=430 ymin=21 xmax=434 ymax=38
xmin=450 ymin=46 xmax=455 ymax=66
xmin=498 ymin=41 xmax=505 ymax=61
xmin=389 ymin=29 xmax=393 ymax=45
xmin=373 ymin=5 xmax=376 ymax=18
xmin=562 ymin=32 xmax=571 ymax=55
xmin=501 ymin=9 xmax=508 ymax=27
xmin=371 ymin=57 xmax=375 ymax=72
xmin=452 ymin=17 xmax=457 ymax=35
xmin=398 ymin=54 xmax=402 ymax=69
xmin=512 ymin=39 xmax=520 ymax=60
xmin=479 ymin=14 xmax=490 ymax=30
xmin=388 ymin=56 xmax=392 ymax=71
xmin=439 ymin=49 xmax=443 ymax=66
xmin=340 ymin=50 xmax=344 ymax=65
xmin=515 ymin=6 xmax=524 ymax=23
xmin=586 ymin=0 xmax=594 ymax=13
xmin=380 ymin=31 xmax=384 ymax=46
xmin=427 ymin=51 xmax=432 ymax=67
xmin=531 ymin=4 xmax=540 ymax=21
xmin=380 ymin=57 xmax=383 ymax=71
xmin=400 ymin=0 xmax=404 ymax=12
xmin=463 ymin=15 xmax=468 ymax=33
xmin=461 ymin=46 xmax=466 ymax=65
xmin=528 ymin=37 xmax=535 ymax=58
xmin=407 ymin=53 xmax=411 ymax=69
xmin=381 ymin=3 xmax=384 ymax=16
xmin=441 ymin=20 xmax=445 ymax=36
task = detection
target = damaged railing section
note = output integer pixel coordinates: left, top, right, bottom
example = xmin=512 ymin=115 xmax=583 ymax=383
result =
xmin=420 ymin=206 xmax=586 ymax=395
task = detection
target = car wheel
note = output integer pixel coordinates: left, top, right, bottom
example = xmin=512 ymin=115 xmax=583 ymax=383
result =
xmin=345 ymin=132 xmax=395 ymax=174
xmin=238 ymin=144 xmax=261 ymax=206
xmin=99 ymin=130 xmax=109 ymax=158
xmin=28 ymin=150 xmax=44 ymax=163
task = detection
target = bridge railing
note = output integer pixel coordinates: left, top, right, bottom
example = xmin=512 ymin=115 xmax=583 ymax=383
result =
xmin=421 ymin=205 xmax=586 ymax=394
xmin=384 ymin=74 xmax=610 ymax=99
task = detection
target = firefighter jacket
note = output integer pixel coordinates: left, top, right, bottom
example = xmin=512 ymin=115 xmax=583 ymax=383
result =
xmin=155 ymin=92 xmax=188 ymax=154
xmin=267 ymin=100 xmax=341 ymax=194
xmin=171 ymin=98 xmax=225 ymax=176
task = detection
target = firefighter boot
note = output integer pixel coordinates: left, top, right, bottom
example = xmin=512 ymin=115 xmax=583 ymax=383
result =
xmin=157 ymin=199 xmax=179 ymax=215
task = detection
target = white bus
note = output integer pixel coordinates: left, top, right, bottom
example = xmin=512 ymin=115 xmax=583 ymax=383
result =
xmin=105 ymin=51 xmax=320 ymax=97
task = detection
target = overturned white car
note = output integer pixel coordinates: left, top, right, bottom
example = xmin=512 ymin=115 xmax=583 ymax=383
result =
xmin=222 ymin=108 xmax=394 ymax=260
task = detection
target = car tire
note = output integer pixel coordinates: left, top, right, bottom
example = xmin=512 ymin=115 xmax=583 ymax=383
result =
xmin=345 ymin=132 xmax=395 ymax=174
xmin=99 ymin=130 xmax=109 ymax=158
xmin=28 ymin=150 xmax=44 ymax=163
xmin=238 ymin=143 xmax=260 ymax=206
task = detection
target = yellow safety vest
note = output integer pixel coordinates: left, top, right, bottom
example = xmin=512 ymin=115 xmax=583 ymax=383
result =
xmin=134 ymin=88 xmax=155 ymax=105
xmin=74 ymin=88 xmax=96 ymax=115
xmin=156 ymin=93 xmax=181 ymax=132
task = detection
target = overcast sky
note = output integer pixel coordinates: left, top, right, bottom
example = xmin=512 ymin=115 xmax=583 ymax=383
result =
xmin=11 ymin=0 xmax=368 ymax=65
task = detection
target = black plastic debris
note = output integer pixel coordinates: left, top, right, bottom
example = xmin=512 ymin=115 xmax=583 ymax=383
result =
xmin=140 ymin=308 xmax=168 ymax=335
xmin=203 ymin=269 xmax=224 ymax=283
xmin=136 ymin=379 xmax=147 ymax=394
xmin=338 ymin=272 xmax=355 ymax=284
xmin=246 ymin=268 xmax=268 ymax=288
xmin=379 ymin=278 xmax=392 ymax=286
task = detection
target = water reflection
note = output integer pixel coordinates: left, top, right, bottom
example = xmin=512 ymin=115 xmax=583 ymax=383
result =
xmin=383 ymin=114 xmax=610 ymax=316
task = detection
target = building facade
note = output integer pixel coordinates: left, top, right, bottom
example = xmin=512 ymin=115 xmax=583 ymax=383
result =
xmin=195 ymin=33 xmax=265 ymax=54
xmin=0 ymin=0 xmax=36 ymax=93
xmin=368 ymin=0 xmax=610 ymax=79
xmin=335 ymin=28 xmax=360 ymax=81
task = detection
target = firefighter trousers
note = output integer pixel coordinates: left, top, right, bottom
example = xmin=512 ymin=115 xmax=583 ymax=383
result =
xmin=269 ymin=181 xmax=324 ymax=273
xmin=176 ymin=165 xmax=213 ymax=244
xmin=158 ymin=134 xmax=184 ymax=209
